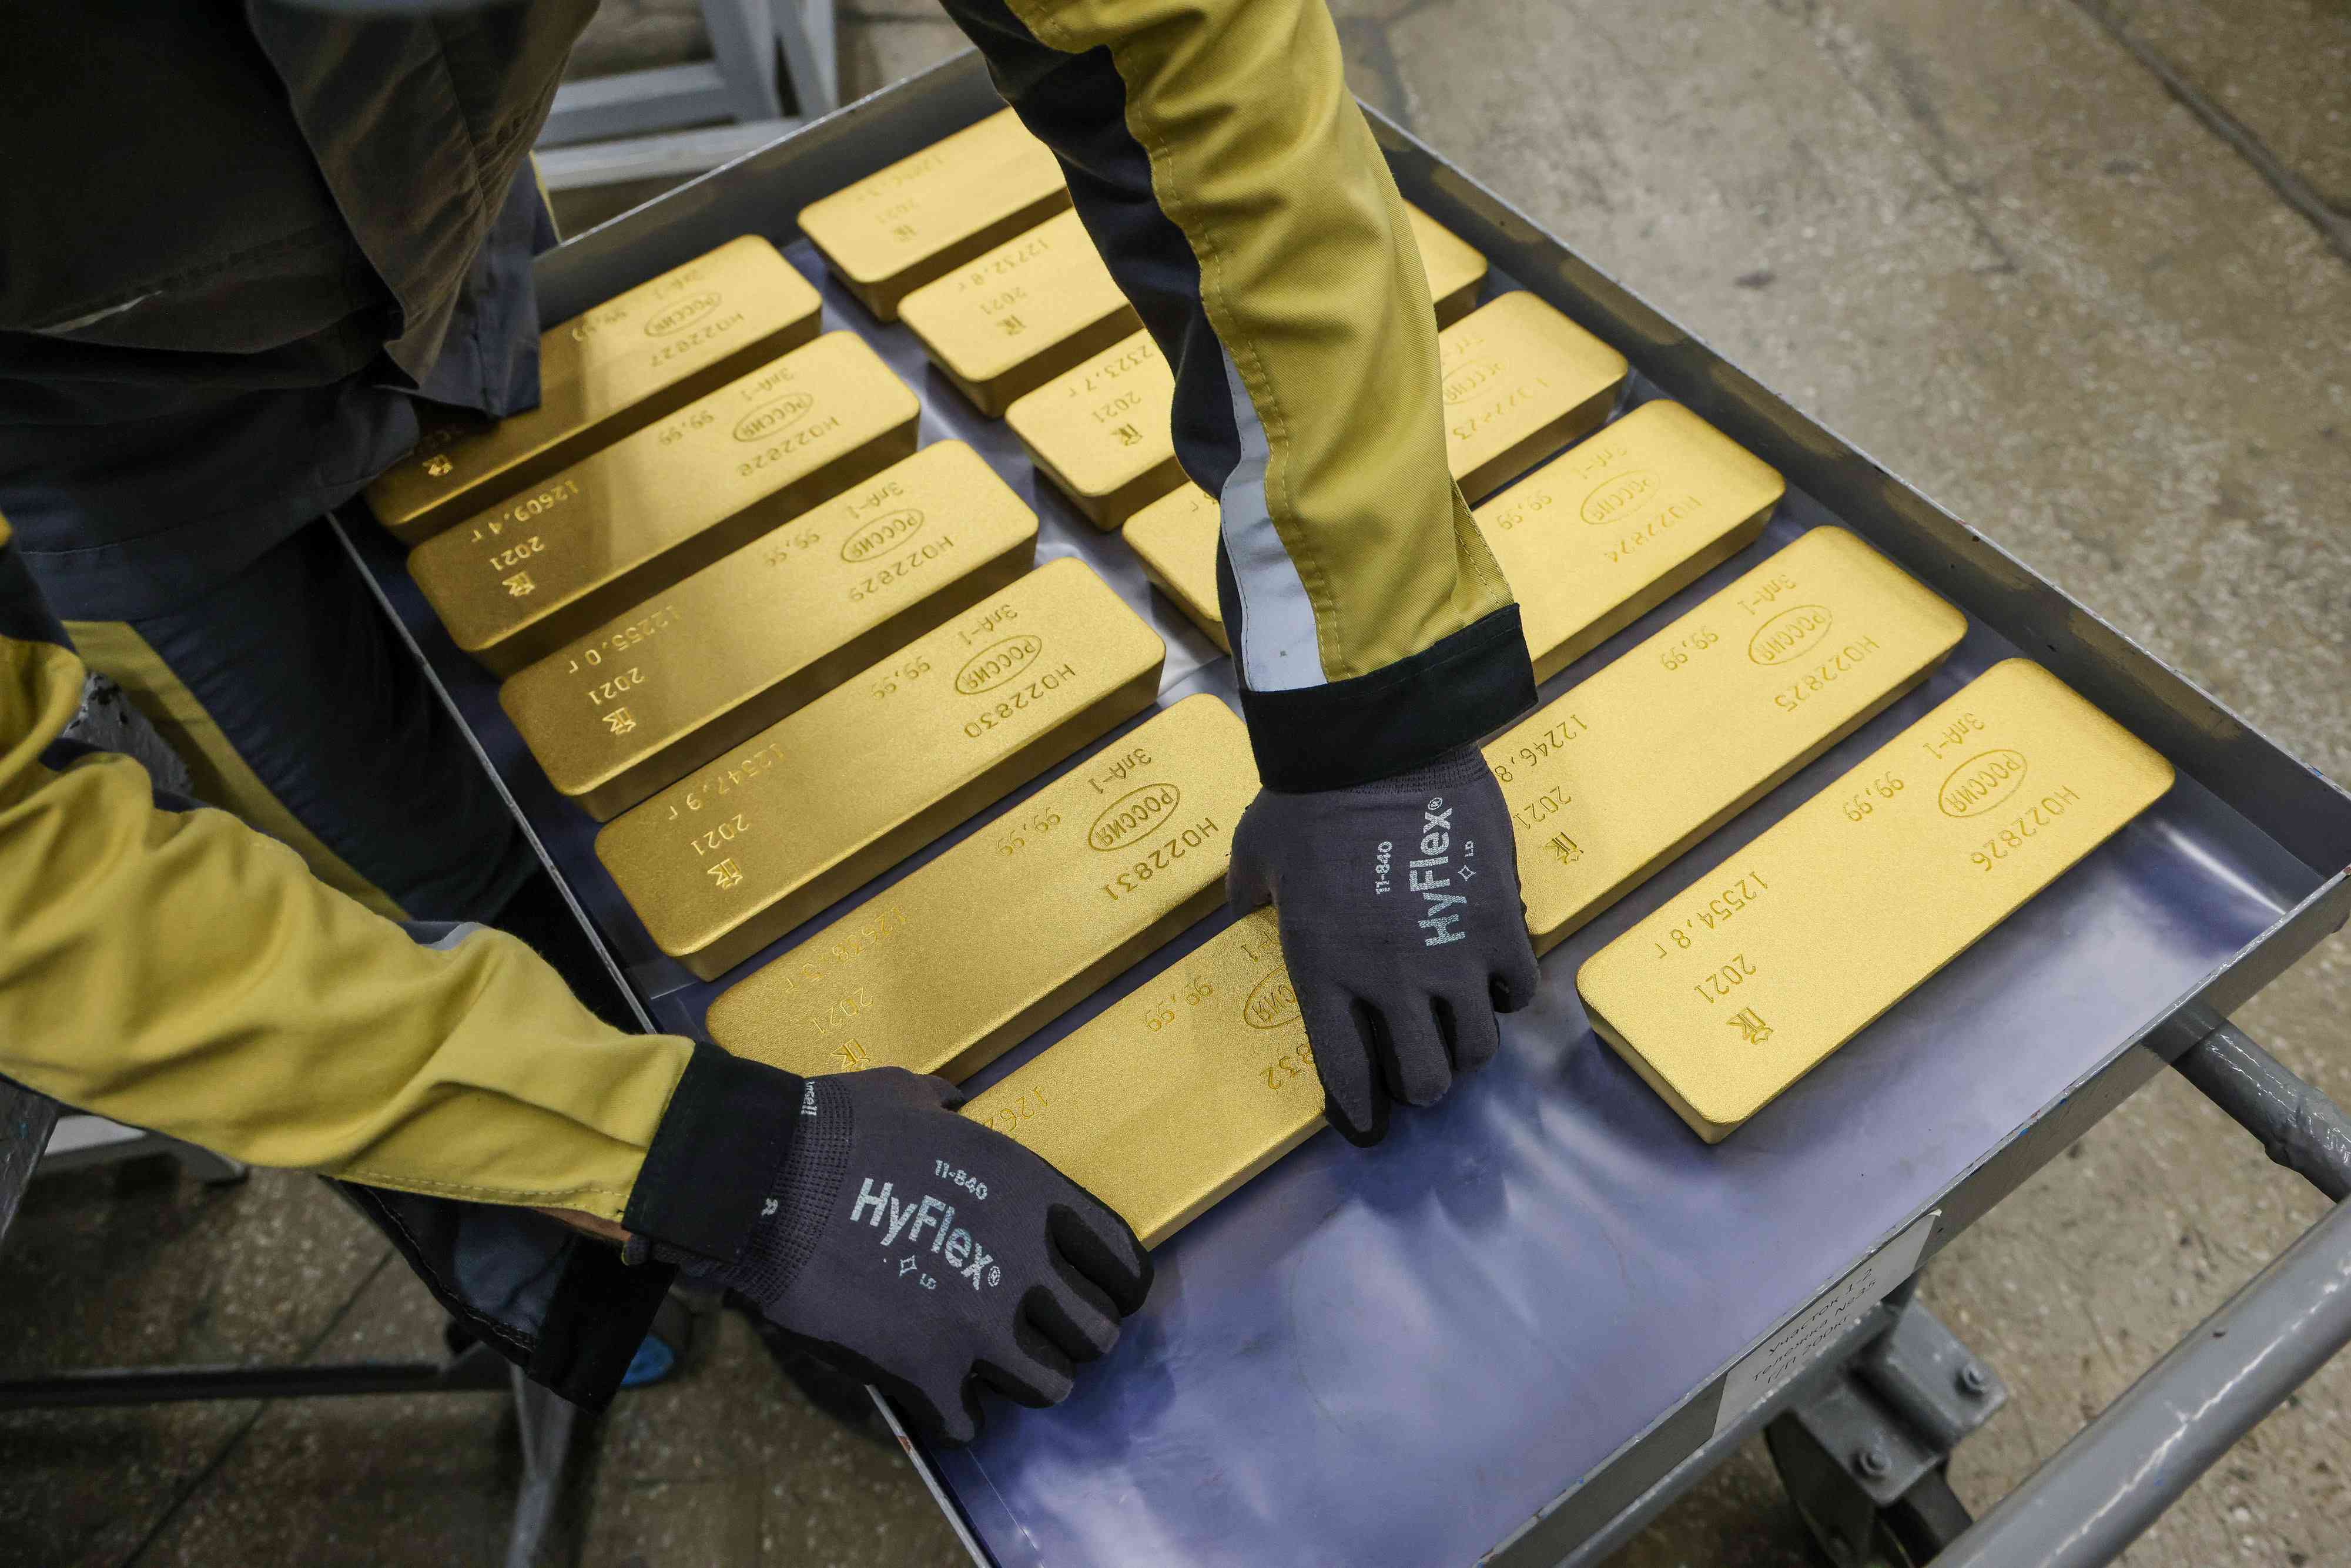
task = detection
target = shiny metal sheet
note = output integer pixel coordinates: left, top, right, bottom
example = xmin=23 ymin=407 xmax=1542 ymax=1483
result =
xmin=1003 ymin=331 xmax=1180 ymax=530
xmin=706 ymin=693 xmax=1257 ymax=1080
xmin=899 ymin=209 xmax=1141 ymax=418
xmin=797 ymin=107 xmax=1071 ymax=321
xmin=1442 ymin=290 xmax=1630 ymax=501
xmin=366 ymin=236 xmax=823 ymax=545
xmin=1499 ymin=525 xmax=1966 ymax=954
xmin=597 ymin=558 xmax=1166 ymax=980
xmin=412 ymin=331 xmax=919 ymax=676
xmin=500 ymin=441 xmax=1038 ymax=819
xmin=1126 ymin=400 xmax=1783 ymax=680
xmin=1580 ymin=659 xmax=2176 ymax=1141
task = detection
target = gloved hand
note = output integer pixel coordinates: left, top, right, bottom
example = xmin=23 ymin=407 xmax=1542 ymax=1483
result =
xmin=662 ymin=1067 xmax=1150 ymax=1445
xmin=1227 ymin=743 xmax=1540 ymax=1144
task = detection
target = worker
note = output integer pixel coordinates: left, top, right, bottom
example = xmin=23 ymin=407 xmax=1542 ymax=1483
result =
xmin=0 ymin=0 xmax=1539 ymax=1441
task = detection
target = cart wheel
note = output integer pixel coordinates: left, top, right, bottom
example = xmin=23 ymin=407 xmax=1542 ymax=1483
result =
xmin=1764 ymin=1417 xmax=1973 ymax=1567
xmin=1880 ymin=1468 xmax=1972 ymax=1562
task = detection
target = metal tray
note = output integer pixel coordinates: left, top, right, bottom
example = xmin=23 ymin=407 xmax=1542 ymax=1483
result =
xmin=343 ymin=49 xmax=2351 ymax=1568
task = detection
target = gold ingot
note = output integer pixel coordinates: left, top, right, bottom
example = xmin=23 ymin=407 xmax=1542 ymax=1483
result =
xmin=797 ymin=108 xmax=1071 ymax=321
xmin=1123 ymin=485 xmax=1228 ymax=651
xmin=706 ymin=695 xmax=1259 ymax=1080
xmin=1441 ymin=291 xmax=1629 ymax=501
xmin=598 ymin=559 xmax=1166 ymax=980
xmin=898 ymin=209 xmax=1141 ymax=418
xmin=501 ymin=443 xmax=1039 ymax=820
xmin=411 ymin=332 xmax=919 ymax=676
xmin=968 ymin=528 xmax=1968 ymax=1242
xmin=1126 ymin=401 xmax=1785 ymax=678
xmin=1003 ymin=331 xmax=1179 ymax=530
xmin=1495 ymin=526 xmax=1967 ymax=956
xmin=958 ymin=908 xmax=1310 ymax=1248
xmin=1579 ymin=659 xmax=2174 ymax=1143
xmin=367 ymin=237 xmax=822 ymax=545
xmin=1405 ymin=203 xmax=1488 ymax=325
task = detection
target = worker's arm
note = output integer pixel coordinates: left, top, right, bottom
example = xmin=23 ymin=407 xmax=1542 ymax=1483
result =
xmin=0 ymin=515 xmax=790 ymax=1246
xmin=1 ymin=517 xmax=1146 ymax=1433
xmin=944 ymin=0 xmax=1542 ymax=1143
xmin=945 ymin=0 xmax=1531 ymax=785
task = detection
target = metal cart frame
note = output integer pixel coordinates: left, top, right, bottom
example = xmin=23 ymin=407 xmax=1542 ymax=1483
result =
xmin=333 ymin=50 xmax=2350 ymax=1566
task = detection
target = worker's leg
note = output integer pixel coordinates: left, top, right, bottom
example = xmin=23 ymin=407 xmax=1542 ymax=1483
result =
xmin=64 ymin=517 xmax=535 ymax=923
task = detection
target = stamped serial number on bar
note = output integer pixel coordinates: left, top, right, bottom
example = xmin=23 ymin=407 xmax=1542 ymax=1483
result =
xmin=411 ymin=331 xmax=919 ymax=676
xmin=597 ymin=558 xmax=1166 ymax=980
xmin=706 ymin=694 xmax=1258 ymax=1081
xmin=501 ymin=441 xmax=1039 ymax=820
xmin=369 ymin=236 xmax=822 ymax=545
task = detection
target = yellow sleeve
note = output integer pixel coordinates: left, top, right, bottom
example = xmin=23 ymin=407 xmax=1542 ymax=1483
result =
xmin=0 ymin=520 xmax=693 ymax=1224
xmin=945 ymin=0 xmax=1535 ymax=789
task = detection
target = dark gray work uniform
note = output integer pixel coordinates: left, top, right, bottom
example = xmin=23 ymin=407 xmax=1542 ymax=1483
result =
xmin=0 ymin=0 xmax=598 ymax=923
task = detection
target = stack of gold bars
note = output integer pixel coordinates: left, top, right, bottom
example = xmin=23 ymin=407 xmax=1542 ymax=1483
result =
xmin=380 ymin=111 xmax=2176 ymax=1253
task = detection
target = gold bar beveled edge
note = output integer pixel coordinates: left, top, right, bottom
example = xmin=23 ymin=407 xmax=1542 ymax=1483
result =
xmin=554 ymin=533 xmax=1041 ymax=822
xmin=1525 ymin=513 xmax=1769 ymax=685
xmin=671 ymin=657 xmax=1167 ymax=981
xmin=433 ymin=404 xmax=923 ymax=678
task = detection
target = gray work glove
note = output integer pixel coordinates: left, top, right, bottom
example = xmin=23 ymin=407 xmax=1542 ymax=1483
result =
xmin=663 ymin=1068 xmax=1151 ymax=1445
xmin=1227 ymin=744 xmax=1540 ymax=1145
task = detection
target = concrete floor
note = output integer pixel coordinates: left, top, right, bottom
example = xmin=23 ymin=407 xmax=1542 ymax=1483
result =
xmin=4 ymin=1 xmax=2346 ymax=1564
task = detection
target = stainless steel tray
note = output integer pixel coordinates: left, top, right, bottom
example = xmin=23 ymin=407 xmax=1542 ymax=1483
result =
xmin=343 ymin=49 xmax=2351 ymax=1568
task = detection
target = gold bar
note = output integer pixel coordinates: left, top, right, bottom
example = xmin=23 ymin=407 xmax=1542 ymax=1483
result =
xmin=598 ymin=559 xmax=1166 ymax=981
xmin=367 ymin=237 xmax=822 ymax=545
xmin=970 ymin=527 xmax=1967 ymax=1244
xmin=1578 ymin=659 xmax=2174 ymax=1143
xmin=1479 ymin=401 xmax=1784 ymax=679
xmin=411 ymin=331 xmax=920 ymax=676
xmin=898 ymin=209 xmax=1141 ymax=417
xmin=501 ymin=443 xmax=1040 ymax=820
xmin=1003 ymin=331 xmax=1180 ymax=530
xmin=1123 ymin=484 xmax=1228 ymax=651
xmin=1494 ymin=525 xmax=1967 ymax=956
xmin=1441 ymin=291 xmax=1629 ymax=501
xmin=706 ymin=695 xmax=1258 ymax=1080
xmin=797 ymin=108 xmax=1071 ymax=321
xmin=1126 ymin=401 xmax=1786 ymax=678
xmin=958 ymin=908 xmax=1311 ymax=1249
xmin=1405 ymin=203 xmax=1488 ymax=325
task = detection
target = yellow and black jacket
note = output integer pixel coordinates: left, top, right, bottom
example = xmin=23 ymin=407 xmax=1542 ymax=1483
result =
xmin=945 ymin=0 xmax=1535 ymax=787
xmin=0 ymin=515 xmax=805 ymax=1401
xmin=0 ymin=0 xmax=1534 ymax=1403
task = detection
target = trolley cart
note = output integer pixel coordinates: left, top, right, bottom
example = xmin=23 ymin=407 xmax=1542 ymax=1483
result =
xmin=334 ymin=52 xmax=2351 ymax=1566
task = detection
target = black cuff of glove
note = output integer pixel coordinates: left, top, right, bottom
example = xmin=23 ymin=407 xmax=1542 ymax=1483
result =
xmin=623 ymin=1043 xmax=804 ymax=1263
xmin=1237 ymin=606 xmax=1537 ymax=791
